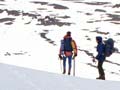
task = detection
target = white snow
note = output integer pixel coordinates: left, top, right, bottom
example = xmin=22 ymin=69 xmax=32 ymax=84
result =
xmin=0 ymin=63 xmax=120 ymax=90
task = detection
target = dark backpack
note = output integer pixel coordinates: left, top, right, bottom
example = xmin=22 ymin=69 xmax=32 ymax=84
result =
xmin=104 ymin=38 xmax=114 ymax=57
xmin=61 ymin=38 xmax=73 ymax=52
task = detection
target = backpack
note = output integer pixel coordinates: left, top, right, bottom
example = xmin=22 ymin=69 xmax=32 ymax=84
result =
xmin=64 ymin=37 xmax=73 ymax=51
xmin=104 ymin=38 xmax=114 ymax=57
xmin=60 ymin=38 xmax=73 ymax=52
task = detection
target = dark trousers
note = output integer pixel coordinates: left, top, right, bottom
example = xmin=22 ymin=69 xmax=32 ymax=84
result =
xmin=97 ymin=61 xmax=105 ymax=77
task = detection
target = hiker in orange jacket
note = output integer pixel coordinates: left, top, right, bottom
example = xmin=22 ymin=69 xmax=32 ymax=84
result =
xmin=59 ymin=31 xmax=77 ymax=75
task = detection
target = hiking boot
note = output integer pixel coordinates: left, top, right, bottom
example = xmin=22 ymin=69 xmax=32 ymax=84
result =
xmin=96 ymin=77 xmax=101 ymax=79
xmin=96 ymin=75 xmax=105 ymax=80
xmin=68 ymin=69 xmax=71 ymax=75
xmin=100 ymin=75 xmax=105 ymax=80
xmin=63 ymin=69 xmax=66 ymax=74
xmin=68 ymin=72 xmax=70 ymax=75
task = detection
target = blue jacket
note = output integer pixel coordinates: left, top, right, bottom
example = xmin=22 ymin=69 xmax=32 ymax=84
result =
xmin=96 ymin=36 xmax=105 ymax=62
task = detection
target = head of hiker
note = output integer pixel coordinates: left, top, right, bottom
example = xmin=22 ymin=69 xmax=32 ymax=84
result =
xmin=96 ymin=36 xmax=102 ymax=44
xmin=66 ymin=31 xmax=71 ymax=36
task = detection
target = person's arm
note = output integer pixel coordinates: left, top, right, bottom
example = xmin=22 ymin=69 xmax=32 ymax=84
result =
xmin=96 ymin=44 xmax=104 ymax=59
xmin=59 ymin=40 xmax=64 ymax=60
xmin=71 ymin=40 xmax=77 ymax=59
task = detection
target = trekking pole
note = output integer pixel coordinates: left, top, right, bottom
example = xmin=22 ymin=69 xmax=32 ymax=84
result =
xmin=73 ymin=58 xmax=75 ymax=76
xmin=58 ymin=57 xmax=62 ymax=73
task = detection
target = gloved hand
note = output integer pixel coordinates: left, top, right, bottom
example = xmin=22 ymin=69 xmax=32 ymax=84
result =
xmin=92 ymin=59 xmax=95 ymax=62
xmin=92 ymin=58 xmax=96 ymax=63
xmin=59 ymin=54 xmax=63 ymax=60
xmin=74 ymin=53 xmax=77 ymax=57
xmin=73 ymin=53 xmax=77 ymax=59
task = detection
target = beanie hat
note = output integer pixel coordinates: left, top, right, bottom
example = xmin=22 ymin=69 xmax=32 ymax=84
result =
xmin=66 ymin=31 xmax=71 ymax=36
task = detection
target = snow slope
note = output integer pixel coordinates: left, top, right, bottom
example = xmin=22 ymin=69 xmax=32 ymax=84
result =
xmin=0 ymin=63 xmax=120 ymax=90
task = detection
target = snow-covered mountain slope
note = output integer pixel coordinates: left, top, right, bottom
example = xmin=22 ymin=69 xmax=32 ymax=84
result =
xmin=0 ymin=63 xmax=120 ymax=90
xmin=0 ymin=0 xmax=120 ymax=81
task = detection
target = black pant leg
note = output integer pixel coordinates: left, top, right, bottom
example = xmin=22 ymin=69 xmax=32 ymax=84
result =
xmin=98 ymin=61 xmax=105 ymax=77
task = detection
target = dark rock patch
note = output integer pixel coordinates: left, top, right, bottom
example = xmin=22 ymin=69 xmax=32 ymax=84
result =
xmin=90 ymin=30 xmax=109 ymax=35
xmin=87 ymin=21 xmax=94 ymax=23
xmin=77 ymin=11 xmax=83 ymax=13
xmin=0 ymin=9 xmax=4 ymax=13
xmin=116 ymin=33 xmax=120 ymax=36
xmin=78 ymin=49 xmax=94 ymax=57
xmin=74 ymin=1 xmax=84 ymax=4
xmin=87 ymin=19 xmax=102 ymax=23
xmin=0 ymin=0 xmax=5 ymax=1
xmin=82 ymin=29 xmax=89 ymax=31
xmin=87 ymin=38 xmax=91 ymax=41
xmin=85 ymin=13 xmax=93 ymax=16
xmin=4 ymin=51 xmax=28 ymax=56
xmin=113 ymin=4 xmax=120 ymax=8
xmin=5 ymin=9 xmax=21 ymax=16
xmin=84 ymin=1 xmax=110 ymax=6
xmin=48 ymin=4 xmax=69 ymax=9
xmin=30 ymin=1 xmax=48 ymax=5
xmin=105 ymin=60 xmax=120 ymax=66
xmin=110 ymin=22 xmax=120 ymax=25
xmin=37 ymin=8 xmax=47 ymax=10
xmin=4 ymin=52 xmax=11 ymax=56
xmin=95 ymin=9 xmax=106 ymax=12
xmin=0 ymin=4 xmax=5 ymax=5
xmin=110 ymin=72 xmax=120 ymax=76
xmin=13 ymin=51 xmax=28 ymax=55
xmin=22 ymin=11 xmax=40 ymax=19
xmin=114 ymin=11 xmax=120 ymax=13
xmin=58 ymin=15 xmax=70 ymax=19
xmin=0 ymin=18 xmax=15 ymax=23
xmin=5 ymin=22 xmax=13 ymax=25
xmin=37 ymin=16 xmax=73 ymax=27
xmin=40 ymin=30 xmax=56 ymax=46
xmin=105 ymin=14 xmax=120 ymax=21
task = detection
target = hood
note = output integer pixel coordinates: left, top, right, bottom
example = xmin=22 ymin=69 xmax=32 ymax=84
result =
xmin=96 ymin=36 xmax=102 ymax=43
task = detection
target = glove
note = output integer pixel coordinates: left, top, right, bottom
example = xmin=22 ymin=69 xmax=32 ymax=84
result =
xmin=73 ymin=53 xmax=77 ymax=59
xmin=92 ymin=59 xmax=95 ymax=62
xmin=59 ymin=54 xmax=63 ymax=60
xmin=92 ymin=58 xmax=96 ymax=63
xmin=74 ymin=53 xmax=77 ymax=57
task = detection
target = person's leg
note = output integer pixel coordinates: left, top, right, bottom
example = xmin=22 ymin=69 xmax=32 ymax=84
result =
xmin=63 ymin=56 xmax=67 ymax=74
xmin=97 ymin=61 xmax=105 ymax=80
xmin=68 ymin=56 xmax=72 ymax=75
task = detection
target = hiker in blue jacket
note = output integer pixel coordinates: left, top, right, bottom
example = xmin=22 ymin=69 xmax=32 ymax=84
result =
xmin=93 ymin=36 xmax=106 ymax=80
